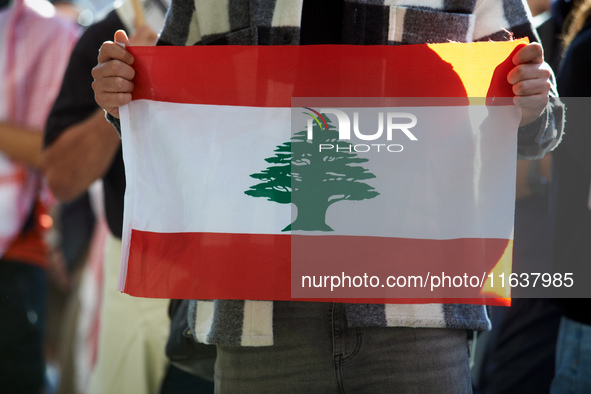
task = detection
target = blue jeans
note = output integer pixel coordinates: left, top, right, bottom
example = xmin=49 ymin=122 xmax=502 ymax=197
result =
xmin=551 ymin=316 xmax=591 ymax=394
xmin=215 ymin=302 xmax=472 ymax=393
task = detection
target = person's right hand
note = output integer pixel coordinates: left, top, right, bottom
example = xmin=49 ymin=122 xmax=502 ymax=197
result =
xmin=92 ymin=30 xmax=135 ymax=119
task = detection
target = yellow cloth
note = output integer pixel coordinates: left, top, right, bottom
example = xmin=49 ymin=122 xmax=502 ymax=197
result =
xmin=88 ymin=234 xmax=170 ymax=394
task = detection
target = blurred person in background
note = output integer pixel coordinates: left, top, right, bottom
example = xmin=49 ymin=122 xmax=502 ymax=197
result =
xmin=44 ymin=0 xmax=214 ymax=392
xmin=0 ymin=0 xmax=80 ymax=392
xmin=550 ymin=0 xmax=591 ymax=392
xmin=532 ymin=0 xmax=563 ymax=70
xmin=37 ymin=5 xmax=98 ymax=393
xmin=474 ymin=1 xmax=563 ymax=393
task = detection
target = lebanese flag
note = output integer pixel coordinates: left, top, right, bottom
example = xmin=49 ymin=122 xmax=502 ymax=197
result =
xmin=119 ymin=40 xmax=527 ymax=304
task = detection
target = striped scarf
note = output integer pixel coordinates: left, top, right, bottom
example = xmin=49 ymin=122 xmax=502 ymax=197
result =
xmin=159 ymin=0 xmax=539 ymax=47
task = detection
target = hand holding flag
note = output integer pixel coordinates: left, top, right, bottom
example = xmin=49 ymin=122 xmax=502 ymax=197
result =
xmin=508 ymin=42 xmax=553 ymax=127
xmin=92 ymin=30 xmax=135 ymax=119
xmin=92 ymin=28 xmax=157 ymax=119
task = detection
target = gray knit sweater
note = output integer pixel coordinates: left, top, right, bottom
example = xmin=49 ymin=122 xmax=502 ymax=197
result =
xmin=116 ymin=0 xmax=564 ymax=346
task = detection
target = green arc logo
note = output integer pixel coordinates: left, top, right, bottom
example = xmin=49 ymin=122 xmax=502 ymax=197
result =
xmin=303 ymin=107 xmax=329 ymax=132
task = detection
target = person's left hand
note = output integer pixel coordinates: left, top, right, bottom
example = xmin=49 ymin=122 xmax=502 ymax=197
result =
xmin=507 ymin=42 xmax=552 ymax=127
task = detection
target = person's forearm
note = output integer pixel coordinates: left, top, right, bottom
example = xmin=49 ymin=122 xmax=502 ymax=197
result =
xmin=0 ymin=122 xmax=44 ymax=168
xmin=44 ymin=109 xmax=121 ymax=201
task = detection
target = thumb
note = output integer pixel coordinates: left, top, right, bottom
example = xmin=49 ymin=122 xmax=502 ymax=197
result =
xmin=114 ymin=29 xmax=131 ymax=47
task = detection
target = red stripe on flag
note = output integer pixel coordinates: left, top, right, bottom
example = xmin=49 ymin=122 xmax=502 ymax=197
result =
xmin=124 ymin=229 xmax=510 ymax=305
xmin=128 ymin=44 xmax=518 ymax=107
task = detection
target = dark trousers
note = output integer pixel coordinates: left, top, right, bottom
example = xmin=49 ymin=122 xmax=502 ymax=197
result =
xmin=0 ymin=260 xmax=47 ymax=393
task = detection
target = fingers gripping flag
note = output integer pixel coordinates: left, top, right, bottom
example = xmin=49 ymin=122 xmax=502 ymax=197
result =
xmin=119 ymin=40 xmax=528 ymax=304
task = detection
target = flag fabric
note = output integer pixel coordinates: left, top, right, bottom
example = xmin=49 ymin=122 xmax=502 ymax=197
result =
xmin=119 ymin=40 xmax=526 ymax=303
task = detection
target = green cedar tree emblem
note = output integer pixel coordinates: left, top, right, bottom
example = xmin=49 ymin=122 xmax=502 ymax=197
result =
xmin=244 ymin=113 xmax=379 ymax=232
